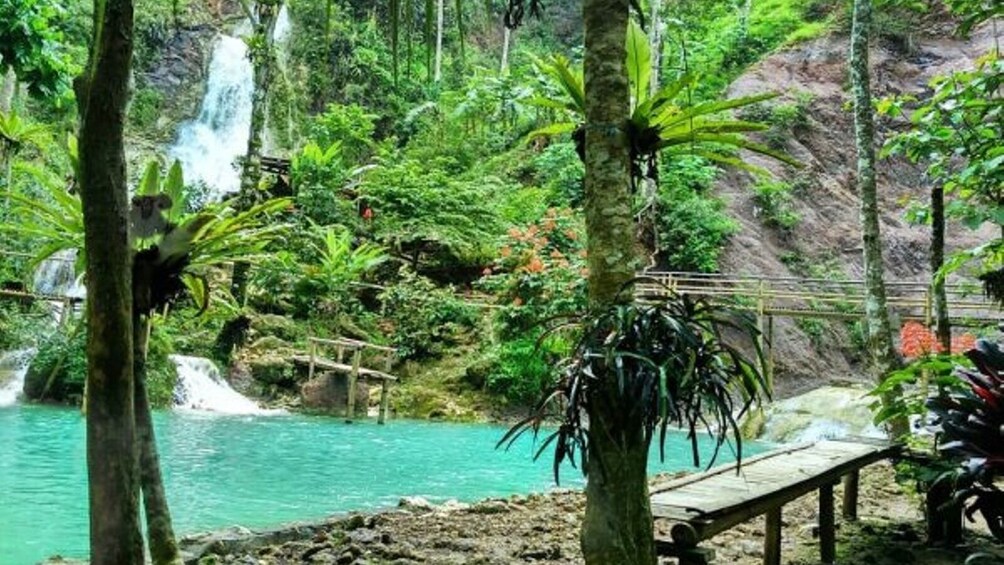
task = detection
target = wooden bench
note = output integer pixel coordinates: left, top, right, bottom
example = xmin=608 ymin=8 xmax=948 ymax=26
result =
xmin=292 ymin=337 xmax=398 ymax=424
xmin=651 ymin=438 xmax=899 ymax=565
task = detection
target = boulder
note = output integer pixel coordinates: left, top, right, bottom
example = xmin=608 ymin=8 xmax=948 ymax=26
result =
xmin=301 ymin=372 xmax=370 ymax=416
xmin=248 ymin=354 xmax=296 ymax=386
xmin=760 ymin=385 xmax=885 ymax=443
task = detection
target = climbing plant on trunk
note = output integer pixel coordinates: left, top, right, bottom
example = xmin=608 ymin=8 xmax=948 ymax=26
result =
xmin=850 ymin=0 xmax=907 ymax=438
xmin=75 ymin=0 xmax=143 ymax=562
xmin=232 ymin=0 xmax=282 ymax=305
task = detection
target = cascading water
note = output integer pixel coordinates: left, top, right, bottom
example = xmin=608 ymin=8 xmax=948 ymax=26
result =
xmin=168 ymin=5 xmax=292 ymax=201
xmin=171 ymin=355 xmax=275 ymax=415
xmin=32 ymin=249 xmax=84 ymax=299
xmin=169 ymin=35 xmax=254 ymax=201
xmin=0 ymin=349 xmax=35 ymax=407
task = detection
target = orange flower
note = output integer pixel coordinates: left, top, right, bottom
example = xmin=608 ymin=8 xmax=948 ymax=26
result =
xmin=482 ymin=267 xmax=492 ymax=276
xmin=542 ymin=219 xmax=557 ymax=232
xmin=550 ymin=249 xmax=565 ymax=259
xmin=565 ymin=229 xmax=578 ymax=241
xmin=579 ymin=267 xmax=590 ymax=277
xmin=526 ymin=225 xmax=539 ymax=237
xmin=525 ymin=256 xmax=545 ymax=273
xmin=500 ymin=245 xmax=512 ymax=258
xmin=546 ymin=207 xmax=557 ymax=218
xmin=950 ymin=333 xmax=976 ymax=354
xmin=512 ymin=297 xmax=524 ymax=306
xmin=508 ymin=227 xmax=521 ymax=238
xmin=900 ymin=321 xmax=936 ymax=358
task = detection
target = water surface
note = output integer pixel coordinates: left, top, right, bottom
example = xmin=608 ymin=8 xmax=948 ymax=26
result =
xmin=0 ymin=405 xmax=767 ymax=564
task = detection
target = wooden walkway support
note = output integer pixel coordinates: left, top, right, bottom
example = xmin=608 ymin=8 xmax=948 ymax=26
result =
xmin=651 ymin=438 xmax=899 ymax=565
xmin=292 ymin=337 xmax=398 ymax=424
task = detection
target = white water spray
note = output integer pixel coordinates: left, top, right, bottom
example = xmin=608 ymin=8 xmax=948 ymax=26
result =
xmin=0 ymin=349 xmax=35 ymax=407
xmin=171 ymin=355 xmax=275 ymax=415
xmin=169 ymin=35 xmax=254 ymax=201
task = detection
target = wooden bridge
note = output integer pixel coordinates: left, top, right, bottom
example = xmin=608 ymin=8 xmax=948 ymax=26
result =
xmin=637 ymin=271 xmax=1000 ymax=387
xmin=292 ymin=337 xmax=398 ymax=424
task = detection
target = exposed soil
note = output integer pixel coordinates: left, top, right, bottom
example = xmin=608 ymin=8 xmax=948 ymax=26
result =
xmin=184 ymin=462 xmax=1003 ymax=565
xmin=713 ymin=21 xmax=1001 ymax=398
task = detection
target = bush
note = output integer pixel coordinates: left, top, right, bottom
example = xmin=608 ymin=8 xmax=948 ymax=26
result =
xmin=486 ymin=335 xmax=567 ymax=405
xmin=23 ymin=329 xmax=87 ymax=403
xmin=129 ymin=87 xmax=162 ymax=130
xmin=479 ymin=208 xmax=588 ymax=340
xmin=379 ymin=270 xmax=478 ymax=359
xmin=531 ymin=142 xmax=584 ymax=207
xmin=657 ymin=184 xmax=737 ymax=272
xmin=752 ymin=180 xmax=800 ymax=230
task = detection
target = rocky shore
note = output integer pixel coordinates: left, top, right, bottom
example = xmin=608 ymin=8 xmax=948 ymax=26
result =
xmin=180 ymin=462 xmax=1003 ymax=565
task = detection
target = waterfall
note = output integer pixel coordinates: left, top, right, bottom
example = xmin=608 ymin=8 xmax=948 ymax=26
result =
xmin=169 ymin=35 xmax=254 ymax=201
xmin=32 ymin=250 xmax=84 ymax=299
xmin=168 ymin=7 xmax=293 ymax=202
xmin=171 ymin=355 xmax=276 ymax=415
xmin=0 ymin=349 xmax=35 ymax=407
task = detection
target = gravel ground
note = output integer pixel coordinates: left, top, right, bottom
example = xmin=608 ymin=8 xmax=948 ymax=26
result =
xmin=186 ymin=461 xmax=1003 ymax=565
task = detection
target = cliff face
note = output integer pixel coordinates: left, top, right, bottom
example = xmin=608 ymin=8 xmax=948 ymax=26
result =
xmin=715 ymin=22 xmax=999 ymax=395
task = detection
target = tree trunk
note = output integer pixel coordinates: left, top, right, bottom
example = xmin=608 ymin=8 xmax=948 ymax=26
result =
xmin=850 ymin=0 xmax=907 ymax=438
xmin=581 ymin=404 xmax=654 ymax=565
xmin=500 ymin=26 xmax=511 ymax=73
xmin=76 ymin=0 xmax=143 ymax=562
xmin=583 ymin=0 xmax=636 ymax=309
xmin=580 ymin=0 xmax=651 ymax=562
xmin=434 ymin=0 xmax=444 ymax=82
xmin=134 ymin=316 xmax=181 ymax=565
xmin=232 ymin=2 xmax=281 ymax=304
xmin=0 ymin=65 xmax=15 ymax=113
xmin=930 ymin=184 xmax=950 ymax=351
xmin=649 ymin=0 xmax=661 ymax=96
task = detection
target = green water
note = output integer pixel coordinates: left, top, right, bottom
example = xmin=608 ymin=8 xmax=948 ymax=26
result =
xmin=0 ymin=405 xmax=768 ymax=564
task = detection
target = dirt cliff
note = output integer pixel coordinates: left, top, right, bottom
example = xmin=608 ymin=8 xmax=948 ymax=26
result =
xmin=716 ymin=20 xmax=1000 ymax=395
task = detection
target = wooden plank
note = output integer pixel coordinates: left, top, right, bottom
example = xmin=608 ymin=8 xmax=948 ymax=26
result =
xmin=651 ymin=440 xmax=898 ymax=541
xmin=291 ymin=356 xmax=397 ymax=381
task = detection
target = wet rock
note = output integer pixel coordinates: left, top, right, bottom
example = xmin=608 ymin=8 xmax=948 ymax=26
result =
xmin=301 ymin=372 xmax=369 ymax=415
xmin=398 ymin=496 xmax=435 ymax=512
xmin=346 ymin=528 xmax=380 ymax=545
xmin=470 ymin=500 xmax=509 ymax=514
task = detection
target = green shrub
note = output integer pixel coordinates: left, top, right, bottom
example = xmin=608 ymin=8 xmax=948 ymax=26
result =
xmin=752 ymin=180 xmax=800 ymax=230
xmin=657 ymin=185 xmax=738 ymax=272
xmin=532 ymin=142 xmax=584 ymax=207
xmin=129 ymin=87 xmax=162 ymax=130
xmin=379 ymin=270 xmax=478 ymax=359
xmin=486 ymin=335 xmax=568 ymax=405
xmin=309 ymin=103 xmax=377 ymax=164
xmin=146 ymin=327 xmax=179 ymax=408
xmin=23 ymin=329 xmax=87 ymax=403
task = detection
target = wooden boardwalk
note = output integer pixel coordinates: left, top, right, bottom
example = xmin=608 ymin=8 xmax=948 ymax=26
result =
xmin=292 ymin=337 xmax=398 ymax=424
xmin=652 ymin=438 xmax=899 ymax=565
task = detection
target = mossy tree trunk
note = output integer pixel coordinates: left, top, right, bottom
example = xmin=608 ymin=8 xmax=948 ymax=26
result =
xmin=76 ymin=0 xmax=143 ymax=562
xmin=850 ymin=0 xmax=907 ymax=438
xmin=930 ymin=184 xmax=950 ymax=350
xmin=434 ymin=0 xmax=444 ymax=81
xmin=232 ymin=1 xmax=281 ymax=305
xmin=580 ymin=0 xmax=651 ymax=562
xmin=134 ymin=315 xmax=181 ymax=564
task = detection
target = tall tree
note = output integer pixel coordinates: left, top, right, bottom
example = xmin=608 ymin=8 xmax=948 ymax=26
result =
xmin=232 ymin=0 xmax=282 ymax=304
xmin=434 ymin=0 xmax=445 ymax=81
xmin=850 ymin=0 xmax=906 ymax=437
xmin=578 ymin=0 xmax=658 ymax=563
xmin=75 ymin=0 xmax=143 ymax=561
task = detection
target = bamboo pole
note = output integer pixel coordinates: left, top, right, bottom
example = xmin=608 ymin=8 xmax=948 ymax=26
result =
xmin=346 ymin=348 xmax=361 ymax=422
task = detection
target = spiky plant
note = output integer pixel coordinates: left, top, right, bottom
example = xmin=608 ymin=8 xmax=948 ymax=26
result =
xmin=499 ymin=282 xmax=769 ymax=482
xmin=927 ymin=339 xmax=1004 ymax=541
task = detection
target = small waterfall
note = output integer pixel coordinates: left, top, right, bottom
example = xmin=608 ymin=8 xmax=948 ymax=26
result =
xmin=169 ymin=35 xmax=254 ymax=201
xmin=0 ymin=349 xmax=35 ymax=407
xmin=32 ymin=250 xmax=84 ymax=299
xmin=273 ymin=4 xmax=292 ymax=44
xmin=171 ymin=355 xmax=275 ymax=415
